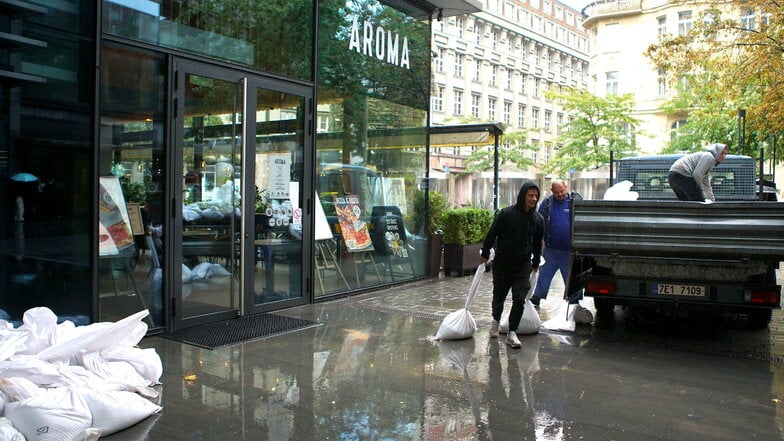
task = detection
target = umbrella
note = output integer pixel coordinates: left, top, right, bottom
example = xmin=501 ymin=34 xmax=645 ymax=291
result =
xmin=10 ymin=173 xmax=39 ymax=182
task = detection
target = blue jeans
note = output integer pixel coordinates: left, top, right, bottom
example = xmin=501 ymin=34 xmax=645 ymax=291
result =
xmin=533 ymin=247 xmax=583 ymax=302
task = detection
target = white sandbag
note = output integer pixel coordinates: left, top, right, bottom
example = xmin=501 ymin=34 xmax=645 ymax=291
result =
xmin=574 ymin=305 xmax=594 ymax=324
xmin=191 ymin=262 xmax=231 ymax=280
xmin=435 ymin=253 xmax=493 ymax=340
xmin=36 ymin=310 xmax=149 ymax=361
xmin=182 ymin=263 xmax=193 ymax=283
xmin=80 ymin=388 xmax=161 ymax=436
xmin=16 ymin=307 xmax=59 ymax=355
xmin=0 ymin=355 xmax=64 ymax=388
xmin=498 ymin=270 xmax=541 ymax=334
xmin=80 ymin=353 xmax=158 ymax=398
xmin=603 ymin=180 xmax=639 ymax=201
xmin=0 ymin=417 xmax=25 ymax=441
xmin=5 ymin=387 xmax=92 ymax=441
xmin=101 ymin=346 xmax=163 ymax=386
xmin=0 ymin=377 xmax=44 ymax=402
xmin=70 ymin=428 xmax=101 ymax=441
xmin=542 ymin=302 xmax=576 ymax=332
xmin=0 ymin=332 xmax=28 ymax=363
xmin=435 ymin=309 xmax=476 ymax=340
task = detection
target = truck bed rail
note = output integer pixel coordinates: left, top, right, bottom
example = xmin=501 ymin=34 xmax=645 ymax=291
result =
xmin=572 ymin=200 xmax=784 ymax=260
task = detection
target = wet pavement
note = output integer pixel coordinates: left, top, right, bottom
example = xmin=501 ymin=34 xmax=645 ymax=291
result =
xmin=113 ymin=270 xmax=784 ymax=440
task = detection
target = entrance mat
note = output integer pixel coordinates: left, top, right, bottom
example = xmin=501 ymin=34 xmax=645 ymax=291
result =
xmin=164 ymin=313 xmax=320 ymax=349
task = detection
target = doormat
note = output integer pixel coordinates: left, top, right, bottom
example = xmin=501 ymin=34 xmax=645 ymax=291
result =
xmin=164 ymin=313 xmax=320 ymax=349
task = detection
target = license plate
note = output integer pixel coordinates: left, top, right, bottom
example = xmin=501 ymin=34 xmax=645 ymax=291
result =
xmin=654 ymin=283 xmax=706 ymax=297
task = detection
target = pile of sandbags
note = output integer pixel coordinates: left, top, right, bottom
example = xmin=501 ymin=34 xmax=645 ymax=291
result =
xmin=0 ymin=307 xmax=163 ymax=440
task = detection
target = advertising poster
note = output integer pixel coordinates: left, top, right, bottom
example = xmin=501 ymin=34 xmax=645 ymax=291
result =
xmin=333 ymin=194 xmax=373 ymax=252
xmin=99 ymin=176 xmax=135 ymax=256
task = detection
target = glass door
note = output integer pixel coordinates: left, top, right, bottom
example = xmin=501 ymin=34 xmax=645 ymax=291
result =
xmin=172 ymin=60 xmax=312 ymax=329
xmin=244 ymin=80 xmax=310 ymax=314
xmin=173 ymin=61 xmax=244 ymax=328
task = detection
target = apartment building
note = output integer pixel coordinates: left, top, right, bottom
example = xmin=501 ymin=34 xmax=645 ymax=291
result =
xmin=430 ymin=0 xmax=590 ymax=207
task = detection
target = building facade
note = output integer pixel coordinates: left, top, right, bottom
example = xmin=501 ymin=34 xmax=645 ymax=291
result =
xmin=0 ymin=0 xmax=478 ymax=332
xmin=429 ymin=0 xmax=589 ymax=207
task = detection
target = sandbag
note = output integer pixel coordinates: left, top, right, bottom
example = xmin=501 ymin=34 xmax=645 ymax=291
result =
xmin=435 ymin=308 xmax=476 ymax=340
xmin=80 ymin=388 xmax=161 ymax=436
xmin=0 ymin=417 xmax=25 ymax=441
xmin=542 ymin=302 xmax=576 ymax=332
xmin=5 ymin=387 xmax=92 ymax=441
xmin=574 ymin=305 xmax=594 ymax=325
xmin=499 ymin=270 xmax=541 ymax=334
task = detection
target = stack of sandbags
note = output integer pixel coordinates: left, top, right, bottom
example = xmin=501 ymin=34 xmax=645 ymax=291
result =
xmin=0 ymin=307 xmax=163 ymax=440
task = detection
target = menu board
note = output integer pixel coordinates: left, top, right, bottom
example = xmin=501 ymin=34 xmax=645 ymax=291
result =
xmin=334 ymin=194 xmax=373 ymax=252
xmin=99 ymin=176 xmax=135 ymax=256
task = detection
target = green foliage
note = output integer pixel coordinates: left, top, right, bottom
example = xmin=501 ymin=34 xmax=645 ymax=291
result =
xmin=412 ymin=190 xmax=447 ymax=235
xmin=255 ymin=187 xmax=270 ymax=213
xmin=442 ymin=208 xmax=493 ymax=245
xmin=543 ymin=87 xmax=641 ymax=176
xmin=121 ymin=181 xmax=147 ymax=204
xmin=465 ymin=129 xmax=535 ymax=173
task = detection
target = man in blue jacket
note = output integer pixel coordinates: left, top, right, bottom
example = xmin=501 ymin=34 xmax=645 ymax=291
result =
xmin=530 ymin=179 xmax=582 ymax=307
xmin=480 ymin=181 xmax=543 ymax=348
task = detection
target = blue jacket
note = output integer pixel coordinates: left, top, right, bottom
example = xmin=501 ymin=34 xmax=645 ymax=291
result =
xmin=538 ymin=191 xmax=581 ymax=248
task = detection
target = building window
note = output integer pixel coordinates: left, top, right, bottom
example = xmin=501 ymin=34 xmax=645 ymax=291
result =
xmin=475 ymin=23 xmax=483 ymax=44
xmin=670 ymin=119 xmax=687 ymax=140
xmin=506 ymin=70 xmax=513 ymax=90
xmin=433 ymin=85 xmax=444 ymax=112
xmin=518 ymin=104 xmax=526 ymax=128
xmin=454 ymin=90 xmax=463 ymax=115
xmin=435 ymin=48 xmax=445 ymax=72
xmin=678 ymin=11 xmax=693 ymax=35
xmin=544 ymin=110 xmax=552 ymax=132
xmin=503 ymin=101 xmax=512 ymax=124
xmin=532 ymin=107 xmax=540 ymax=128
xmin=454 ymin=53 xmax=464 ymax=77
xmin=606 ymin=71 xmax=619 ymax=95
xmin=490 ymin=29 xmax=497 ymax=49
xmin=533 ymin=78 xmax=540 ymax=97
xmin=471 ymin=93 xmax=481 ymax=118
xmin=490 ymin=65 xmax=497 ymax=86
xmin=473 ymin=59 xmax=482 ymax=81
xmin=556 ymin=112 xmax=564 ymax=134
xmin=520 ymin=73 xmax=527 ymax=95
xmin=658 ymin=69 xmax=667 ymax=96
xmin=740 ymin=9 xmax=755 ymax=30
xmin=488 ymin=97 xmax=496 ymax=120
xmin=657 ymin=16 xmax=667 ymax=37
xmin=456 ymin=18 xmax=464 ymax=38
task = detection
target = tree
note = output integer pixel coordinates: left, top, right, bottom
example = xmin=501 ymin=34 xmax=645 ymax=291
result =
xmin=464 ymin=129 xmax=536 ymax=173
xmin=543 ymin=87 xmax=641 ymax=177
xmin=645 ymin=0 xmax=783 ymax=160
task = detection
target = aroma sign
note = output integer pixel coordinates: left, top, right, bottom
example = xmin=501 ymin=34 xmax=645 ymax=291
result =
xmin=348 ymin=17 xmax=410 ymax=69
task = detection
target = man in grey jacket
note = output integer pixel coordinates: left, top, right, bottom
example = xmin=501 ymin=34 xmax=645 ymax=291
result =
xmin=667 ymin=143 xmax=729 ymax=201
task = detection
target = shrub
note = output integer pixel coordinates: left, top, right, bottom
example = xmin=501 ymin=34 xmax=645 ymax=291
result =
xmin=442 ymin=207 xmax=493 ymax=245
xmin=411 ymin=190 xmax=447 ymax=235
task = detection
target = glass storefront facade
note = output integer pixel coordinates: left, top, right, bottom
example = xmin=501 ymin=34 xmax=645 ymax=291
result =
xmin=0 ymin=0 xmax=433 ymax=329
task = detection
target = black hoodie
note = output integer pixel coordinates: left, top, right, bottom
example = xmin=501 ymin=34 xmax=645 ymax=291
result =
xmin=481 ymin=181 xmax=544 ymax=269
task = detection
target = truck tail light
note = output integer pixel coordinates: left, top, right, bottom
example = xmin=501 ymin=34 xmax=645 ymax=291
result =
xmin=586 ymin=280 xmax=616 ymax=296
xmin=746 ymin=289 xmax=781 ymax=305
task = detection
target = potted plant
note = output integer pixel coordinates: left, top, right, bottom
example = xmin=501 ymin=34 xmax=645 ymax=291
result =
xmin=412 ymin=190 xmax=448 ymax=276
xmin=441 ymin=207 xmax=493 ymax=276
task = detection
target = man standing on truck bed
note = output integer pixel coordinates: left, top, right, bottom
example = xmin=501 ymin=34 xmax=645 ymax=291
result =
xmin=667 ymin=143 xmax=729 ymax=202
xmin=480 ymin=181 xmax=544 ymax=349
xmin=530 ymin=179 xmax=582 ymax=308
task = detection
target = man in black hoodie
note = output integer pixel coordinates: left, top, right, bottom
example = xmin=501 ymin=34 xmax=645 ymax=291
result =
xmin=480 ymin=181 xmax=544 ymax=348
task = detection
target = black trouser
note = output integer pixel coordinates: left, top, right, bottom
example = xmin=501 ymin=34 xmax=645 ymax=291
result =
xmin=668 ymin=171 xmax=703 ymax=201
xmin=491 ymin=262 xmax=532 ymax=333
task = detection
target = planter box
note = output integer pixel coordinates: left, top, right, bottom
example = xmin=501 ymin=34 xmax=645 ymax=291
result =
xmin=442 ymin=242 xmax=483 ymax=277
xmin=427 ymin=233 xmax=443 ymax=277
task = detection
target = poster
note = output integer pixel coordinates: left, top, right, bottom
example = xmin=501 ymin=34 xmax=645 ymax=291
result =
xmin=333 ymin=194 xmax=373 ymax=252
xmin=99 ymin=176 xmax=135 ymax=256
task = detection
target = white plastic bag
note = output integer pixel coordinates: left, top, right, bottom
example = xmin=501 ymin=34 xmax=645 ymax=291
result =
xmin=603 ymin=180 xmax=639 ymax=201
xmin=0 ymin=417 xmax=25 ymax=441
xmin=436 ymin=250 xmax=494 ymax=340
xmin=499 ymin=270 xmax=541 ymax=334
xmin=5 ymin=386 xmax=92 ymax=441
xmin=80 ymin=388 xmax=161 ymax=436
xmin=542 ymin=302 xmax=576 ymax=332
xmin=574 ymin=305 xmax=594 ymax=325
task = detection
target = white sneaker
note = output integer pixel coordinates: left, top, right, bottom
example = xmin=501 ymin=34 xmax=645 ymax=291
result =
xmin=489 ymin=320 xmax=499 ymax=338
xmin=506 ymin=331 xmax=521 ymax=348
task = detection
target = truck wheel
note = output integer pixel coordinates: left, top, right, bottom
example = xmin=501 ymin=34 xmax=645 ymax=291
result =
xmin=593 ymin=297 xmax=615 ymax=315
xmin=748 ymin=309 xmax=772 ymax=330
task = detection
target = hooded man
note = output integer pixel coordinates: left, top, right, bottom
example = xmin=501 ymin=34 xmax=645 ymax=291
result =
xmin=480 ymin=181 xmax=544 ymax=348
xmin=668 ymin=143 xmax=729 ymax=202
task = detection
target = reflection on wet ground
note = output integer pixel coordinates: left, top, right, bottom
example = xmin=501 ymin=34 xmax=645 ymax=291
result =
xmin=111 ymin=271 xmax=784 ymax=440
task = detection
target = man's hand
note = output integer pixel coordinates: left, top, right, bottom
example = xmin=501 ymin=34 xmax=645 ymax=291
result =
xmin=479 ymin=256 xmax=488 ymax=264
xmin=532 ymin=266 xmax=539 ymax=272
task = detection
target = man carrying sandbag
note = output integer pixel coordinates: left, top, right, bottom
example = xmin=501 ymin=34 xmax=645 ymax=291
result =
xmin=480 ymin=181 xmax=544 ymax=348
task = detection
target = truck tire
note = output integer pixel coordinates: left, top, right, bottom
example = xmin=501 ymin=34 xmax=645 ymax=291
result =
xmin=747 ymin=308 xmax=772 ymax=330
xmin=593 ymin=297 xmax=615 ymax=315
